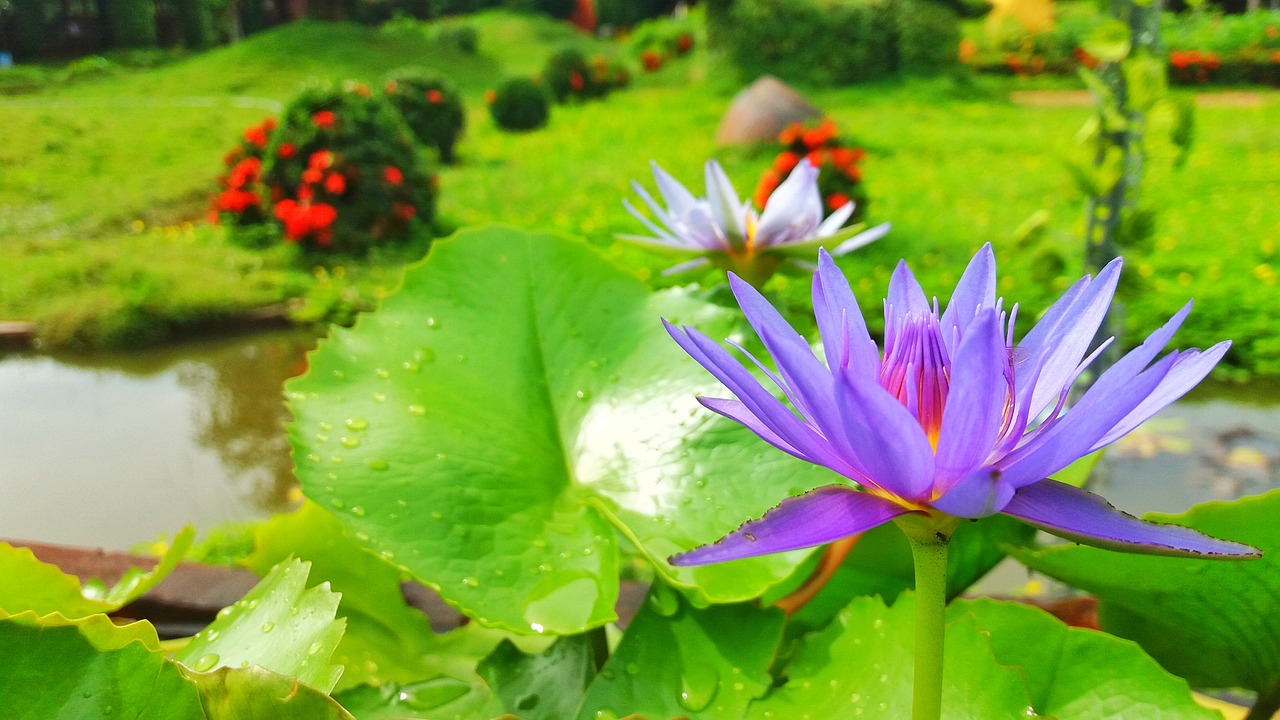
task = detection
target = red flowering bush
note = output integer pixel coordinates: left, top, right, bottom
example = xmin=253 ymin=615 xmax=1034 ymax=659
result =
xmin=639 ymin=48 xmax=663 ymax=72
xmin=488 ymin=77 xmax=550 ymax=132
xmin=544 ymin=47 xmax=611 ymax=103
xmin=754 ymin=119 xmax=870 ymax=221
xmin=1169 ymin=49 xmax=1221 ymax=84
xmin=212 ymin=81 xmax=437 ymax=254
xmin=383 ymin=70 xmax=466 ymax=164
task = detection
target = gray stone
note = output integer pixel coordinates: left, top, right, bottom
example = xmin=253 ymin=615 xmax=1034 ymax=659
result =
xmin=714 ymin=75 xmax=823 ymax=146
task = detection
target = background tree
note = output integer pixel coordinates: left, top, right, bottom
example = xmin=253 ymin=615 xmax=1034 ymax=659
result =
xmin=176 ymin=0 xmax=213 ymax=48
xmin=12 ymin=0 xmax=45 ymax=59
xmin=107 ymin=0 xmax=156 ymax=46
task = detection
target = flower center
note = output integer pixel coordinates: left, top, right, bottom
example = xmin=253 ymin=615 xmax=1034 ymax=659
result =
xmin=880 ymin=313 xmax=950 ymax=449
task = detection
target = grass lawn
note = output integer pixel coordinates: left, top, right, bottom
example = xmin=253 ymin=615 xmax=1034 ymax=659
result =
xmin=2 ymin=11 xmax=1279 ymax=375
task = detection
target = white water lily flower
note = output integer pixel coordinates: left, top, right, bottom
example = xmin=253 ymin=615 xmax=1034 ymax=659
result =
xmin=621 ymin=158 xmax=889 ymax=287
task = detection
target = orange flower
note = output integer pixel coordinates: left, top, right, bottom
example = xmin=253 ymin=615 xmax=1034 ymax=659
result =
xmin=803 ymin=119 xmax=837 ymax=149
xmin=779 ymin=122 xmax=804 ymax=145
xmin=324 ymin=172 xmax=347 ymax=195
xmin=312 ymin=110 xmax=337 ymax=129
xmin=351 ymin=83 xmax=371 ymax=98
xmin=805 ymin=149 xmax=825 ymax=167
xmin=385 ymin=80 xmax=399 ymax=94
xmin=243 ymin=125 xmax=268 ymax=148
xmin=427 ymin=89 xmax=443 ymax=103
xmin=263 ymin=118 xmax=277 ymax=131
xmin=830 ymin=147 xmax=865 ymax=169
xmin=753 ymin=170 xmax=781 ymax=210
xmin=958 ymin=39 xmax=977 ymax=64
xmin=1266 ymin=25 xmax=1278 ymax=39
xmin=384 ymin=166 xmax=404 ymax=186
xmin=641 ymin=49 xmax=663 ymax=71
xmin=772 ymin=151 xmax=800 ymax=174
xmin=485 ymin=89 xmax=497 ymax=104
xmin=826 ymin=192 xmax=851 ymax=211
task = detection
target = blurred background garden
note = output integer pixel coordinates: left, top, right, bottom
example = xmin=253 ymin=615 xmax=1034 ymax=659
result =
xmin=1 ymin=0 xmax=1278 ymax=566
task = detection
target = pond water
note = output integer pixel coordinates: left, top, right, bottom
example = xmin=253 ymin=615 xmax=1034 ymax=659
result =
xmin=0 ymin=331 xmax=316 ymax=550
xmin=2 ymin=332 xmax=1279 ymax=563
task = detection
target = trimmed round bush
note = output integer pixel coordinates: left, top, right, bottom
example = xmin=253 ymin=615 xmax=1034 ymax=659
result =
xmin=215 ymin=81 xmax=437 ymax=254
xmin=436 ymin=23 xmax=479 ymax=53
xmin=384 ymin=70 xmax=466 ymax=164
xmin=488 ymin=77 xmax=550 ymax=132
xmin=543 ymin=47 xmax=607 ymax=103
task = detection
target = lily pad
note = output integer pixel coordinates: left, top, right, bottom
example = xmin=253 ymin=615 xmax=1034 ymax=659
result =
xmin=479 ymin=634 xmax=601 ymax=720
xmin=745 ymin=593 xmax=1032 ymax=719
xmin=287 ymin=227 xmax=835 ymax=633
xmin=1011 ymin=490 xmax=1278 ymax=706
xmin=950 ymin=598 xmax=1220 ymax=719
xmin=174 ymin=557 xmax=345 ymax=693
xmin=0 ymin=609 xmax=354 ymax=720
xmin=576 ymin=583 xmax=784 ymax=720
xmin=0 ymin=526 xmax=194 ymax=617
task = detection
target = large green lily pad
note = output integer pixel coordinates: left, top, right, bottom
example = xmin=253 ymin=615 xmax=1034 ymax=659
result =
xmin=1011 ymin=490 xmax=1278 ymax=705
xmin=287 ymin=227 xmax=836 ymax=634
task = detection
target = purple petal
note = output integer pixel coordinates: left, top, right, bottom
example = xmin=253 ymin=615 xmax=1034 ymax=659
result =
xmin=933 ymin=309 xmax=1008 ymax=493
xmin=834 ymin=371 xmax=937 ymax=501
xmin=1001 ymin=480 xmax=1261 ymax=558
xmin=997 ymin=352 xmax=1176 ymax=488
xmin=669 ymin=485 xmax=910 ymax=566
xmin=664 ymin=320 xmax=850 ymax=475
xmin=1088 ymin=341 xmax=1230 ymax=451
xmin=940 ymin=243 xmax=997 ymax=340
xmin=1016 ymin=258 xmax=1122 ymax=419
xmin=813 ymin=249 xmax=879 ymax=379
xmin=887 ymin=260 xmax=931 ymax=318
xmin=930 ymin=468 xmax=1016 ymax=518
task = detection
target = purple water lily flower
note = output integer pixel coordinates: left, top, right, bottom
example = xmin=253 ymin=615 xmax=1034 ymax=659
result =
xmin=621 ymin=158 xmax=888 ymax=287
xmin=665 ymin=245 xmax=1260 ymax=565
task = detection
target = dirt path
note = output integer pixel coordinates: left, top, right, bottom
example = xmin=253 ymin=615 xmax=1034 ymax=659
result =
xmin=1010 ymin=89 xmax=1272 ymax=108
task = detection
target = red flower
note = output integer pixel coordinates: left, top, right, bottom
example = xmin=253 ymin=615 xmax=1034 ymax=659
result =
xmin=393 ymin=202 xmax=417 ymax=221
xmin=772 ymin=151 xmax=800 ymax=174
xmin=1267 ymin=25 xmax=1278 ymax=39
xmin=274 ymin=199 xmax=338 ymax=244
xmin=1074 ymin=46 xmax=1100 ymax=69
xmin=324 ymin=172 xmax=347 ymax=195
xmin=385 ymin=80 xmax=399 ymax=94
xmin=826 ymin=192 xmax=851 ymax=211
xmin=309 ymin=150 xmax=334 ymax=170
xmin=243 ymin=125 xmax=269 ymax=148
xmin=1170 ymin=50 xmax=1190 ymax=69
xmin=302 ymin=168 xmax=323 ymax=185
xmin=778 ymin=122 xmax=804 ymax=145
xmin=641 ymin=49 xmax=663 ymax=71
xmin=263 ymin=118 xmax=277 ymax=131
xmin=676 ymin=33 xmax=693 ymax=54
xmin=312 ymin=110 xmax=337 ymax=130
xmin=803 ymin=119 xmax=838 ymax=149
xmin=805 ymin=149 xmax=825 ymax=167
xmin=278 ymin=142 xmax=296 ymax=159
xmin=297 ymin=185 xmax=315 ymax=202
xmin=384 ymin=166 xmax=404 ymax=186
xmin=311 ymin=203 xmax=337 ymax=228
xmin=228 ymin=157 xmax=262 ymax=189
xmin=569 ymin=72 xmax=584 ymax=92
xmin=217 ymin=188 xmax=260 ymax=213
xmin=224 ymin=147 xmax=244 ymax=167
xmin=753 ymin=170 xmax=781 ymax=210
xmin=427 ymin=89 xmax=443 ymax=104
xmin=830 ymin=147 xmax=865 ymax=169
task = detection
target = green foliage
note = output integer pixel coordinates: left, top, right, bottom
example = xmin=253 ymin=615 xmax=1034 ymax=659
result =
xmin=435 ymin=21 xmax=480 ymax=53
xmin=383 ymin=70 xmax=467 ymax=163
xmin=0 ymin=528 xmax=192 ymax=617
xmin=543 ymin=47 xmax=602 ymax=103
xmin=240 ymin=0 xmax=270 ymax=34
xmin=286 ymin=228 xmax=840 ymax=633
xmin=489 ymin=76 xmax=551 ymax=131
xmin=595 ymin=0 xmax=676 ymax=28
xmin=1012 ymin=490 xmax=1280 ymax=708
xmin=174 ymin=558 xmax=346 ymax=692
xmin=724 ymin=0 xmax=898 ymax=85
xmin=177 ymin=0 xmax=216 ymax=50
xmin=108 ymin=0 xmax=158 ymax=48
xmin=897 ymin=1 xmax=962 ymax=76
xmin=478 ymin=635 xmax=601 ymax=718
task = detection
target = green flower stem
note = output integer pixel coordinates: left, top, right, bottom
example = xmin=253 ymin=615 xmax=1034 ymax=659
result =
xmin=898 ymin=516 xmax=956 ymax=720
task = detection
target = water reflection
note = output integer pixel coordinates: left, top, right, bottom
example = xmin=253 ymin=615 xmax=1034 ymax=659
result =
xmin=0 ymin=330 xmax=316 ymax=550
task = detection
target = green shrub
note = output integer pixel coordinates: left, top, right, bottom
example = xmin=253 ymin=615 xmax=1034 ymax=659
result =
xmin=628 ymin=14 xmax=696 ymax=58
xmin=488 ymin=76 xmax=550 ymax=132
xmin=435 ymin=22 xmax=479 ymax=53
xmin=241 ymin=0 xmax=270 ymax=35
xmin=897 ymin=1 xmax=960 ymax=75
xmin=508 ymin=0 xmax=577 ymax=19
xmin=596 ymin=0 xmax=677 ymax=28
xmin=217 ymin=82 xmax=438 ymax=254
xmin=724 ymin=0 xmax=896 ymax=85
xmin=0 ymin=66 xmax=53 ymax=95
xmin=108 ymin=0 xmax=158 ymax=48
xmin=383 ymin=70 xmax=466 ymax=163
xmin=543 ymin=47 xmax=607 ymax=103
xmin=177 ymin=0 xmax=215 ymax=49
